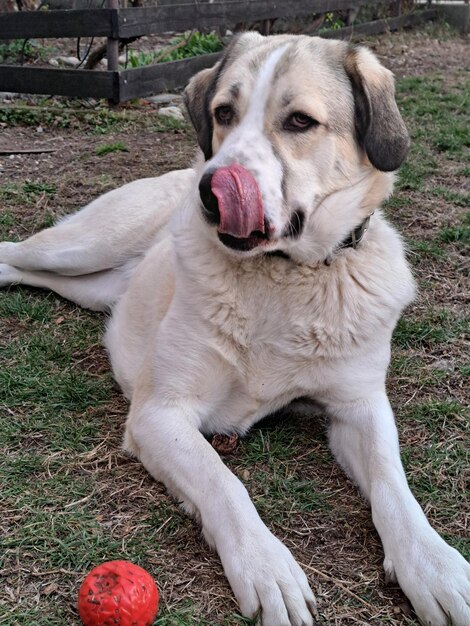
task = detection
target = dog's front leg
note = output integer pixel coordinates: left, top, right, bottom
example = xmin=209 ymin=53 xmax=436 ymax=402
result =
xmin=125 ymin=395 xmax=316 ymax=626
xmin=327 ymin=390 xmax=470 ymax=626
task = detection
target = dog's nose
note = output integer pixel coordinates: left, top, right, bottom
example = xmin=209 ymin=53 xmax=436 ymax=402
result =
xmin=199 ymin=171 xmax=220 ymax=225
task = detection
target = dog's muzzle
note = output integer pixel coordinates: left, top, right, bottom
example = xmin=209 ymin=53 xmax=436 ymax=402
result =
xmin=199 ymin=164 xmax=270 ymax=252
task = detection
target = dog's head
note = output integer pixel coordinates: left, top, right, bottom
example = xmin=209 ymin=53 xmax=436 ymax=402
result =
xmin=184 ymin=33 xmax=409 ymax=262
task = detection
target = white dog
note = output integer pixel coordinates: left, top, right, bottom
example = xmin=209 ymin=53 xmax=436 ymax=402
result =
xmin=1 ymin=33 xmax=469 ymax=626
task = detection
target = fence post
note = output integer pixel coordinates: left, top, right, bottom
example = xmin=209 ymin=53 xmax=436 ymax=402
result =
xmin=106 ymin=0 xmax=120 ymax=104
xmin=107 ymin=0 xmax=119 ymax=71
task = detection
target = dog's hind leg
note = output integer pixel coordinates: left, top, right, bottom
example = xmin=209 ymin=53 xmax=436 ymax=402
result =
xmin=0 ymin=199 xmax=159 ymax=277
xmin=0 ymin=258 xmax=137 ymax=311
xmin=0 ymin=169 xmax=196 ymax=276
xmin=327 ymin=388 xmax=470 ymax=626
xmin=0 ymin=236 xmax=110 ymax=277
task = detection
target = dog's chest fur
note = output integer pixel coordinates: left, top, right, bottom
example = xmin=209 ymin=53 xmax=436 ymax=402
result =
xmin=181 ymin=221 xmax=414 ymax=410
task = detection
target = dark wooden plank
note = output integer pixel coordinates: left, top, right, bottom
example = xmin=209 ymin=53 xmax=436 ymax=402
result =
xmin=0 ymin=1 xmax=390 ymax=41
xmin=119 ymin=52 xmax=221 ymax=101
xmin=0 ymin=147 xmax=58 ymax=154
xmin=118 ymin=0 xmax=390 ymax=37
xmin=0 ymin=9 xmax=115 ymax=40
xmin=320 ymin=9 xmax=437 ymax=39
xmin=0 ymin=66 xmax=117 ymax=100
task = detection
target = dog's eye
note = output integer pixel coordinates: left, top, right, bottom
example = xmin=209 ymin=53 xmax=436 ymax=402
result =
xmin=214 ymin=105 xmax=235 ymax=126
xmin=284 ymin=112 xmax=318 ymax=132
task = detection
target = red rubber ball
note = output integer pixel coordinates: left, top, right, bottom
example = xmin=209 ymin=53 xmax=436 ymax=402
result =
xmin=78 ymin=560 xmax=159 ymax=626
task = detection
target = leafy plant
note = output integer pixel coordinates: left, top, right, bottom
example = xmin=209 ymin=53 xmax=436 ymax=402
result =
xmin=0 ymin=39 xmax=32 ymax=62
xmin=127 ymin=49 xmax=159 ymax=68
xmin=0 ymin=39 xmax=55 ymax=63
xmin=22 ymin=181 xmax=57 ymax=196
xmin=323 ymin=11 xmax=344 ymax=30
xmin=127 ymin=31 xmax=223 ymax=68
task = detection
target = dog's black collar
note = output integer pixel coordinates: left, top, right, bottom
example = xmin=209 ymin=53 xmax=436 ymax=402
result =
xmin=264 ymin=250 xmax=291 ymax=260
xmin=265 ymin=213 xmax=373 ymax=263
xmin=337 ymin=213 xmax=372 ymax=251
xmin=324 ymin=213 xmax=373 ymax=266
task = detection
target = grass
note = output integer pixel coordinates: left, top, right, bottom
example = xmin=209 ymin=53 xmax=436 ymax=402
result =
xmin=1 ymin=26 xmax=469 ymax=626
xmin=0 ymin=181 xmax=56 ymax=205
xmin=0 ymin=105 xmax=187 ymax=135
xmin=438 ymin=211 xmax=470 ymax=244
xmin=393 ymin=309 xmax=469 ymax=350
xmin=95 ymin=141 xmax=129 ymax=156
xmin=393 ymin=74 xmax=469 ymax=200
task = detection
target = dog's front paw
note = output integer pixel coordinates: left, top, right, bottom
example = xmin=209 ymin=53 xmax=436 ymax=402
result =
xmin=386 ymin=532 xmax=470 ymax=626
xmin=218 ymin=525 xmax=316 ymax=626
xmin=0 ymin=263 xmax=21 ymax=288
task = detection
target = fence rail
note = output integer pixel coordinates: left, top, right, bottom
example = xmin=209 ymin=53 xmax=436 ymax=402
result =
xmin=0 ymin=1 xmax=437 ymax=103
xmin=0 ymin=0 xmax=394 ymax=39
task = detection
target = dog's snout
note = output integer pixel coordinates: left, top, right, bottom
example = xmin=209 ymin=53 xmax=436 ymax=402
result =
xmin=199 ymin=171 xmax=220 ymax=225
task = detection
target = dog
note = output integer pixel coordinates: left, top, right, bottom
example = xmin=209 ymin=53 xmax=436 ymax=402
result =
xmin=1 ymin=33 xmax=469 ymax=626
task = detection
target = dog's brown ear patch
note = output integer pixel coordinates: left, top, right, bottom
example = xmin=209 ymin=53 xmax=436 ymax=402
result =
xmin=184 ymin=34 xmax=247 ymax=160
xmin=184 ymin=66 xmax=218 ymax=160
xmin=345 ymin=46 xmax=410 ymax=172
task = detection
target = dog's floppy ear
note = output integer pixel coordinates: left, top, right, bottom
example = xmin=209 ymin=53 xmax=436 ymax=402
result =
xmin=183 ymin=65 xmax=220 ymax=160
xmin=183 ymin=34 xmax=243 ymax=160
xmin=345 ymin=46 xmax=410 ymax=172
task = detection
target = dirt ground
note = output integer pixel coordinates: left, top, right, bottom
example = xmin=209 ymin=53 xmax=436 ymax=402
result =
xmin=0 ymin=22 xmax=469 ymax=626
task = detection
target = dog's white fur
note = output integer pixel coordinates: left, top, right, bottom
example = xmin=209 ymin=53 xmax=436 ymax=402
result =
xmin=1 ymin=33 xmax=469 ymax=626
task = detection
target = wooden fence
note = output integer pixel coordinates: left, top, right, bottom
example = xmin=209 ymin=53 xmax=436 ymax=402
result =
xmin=0 ymin=0 xmax=437 ymax=103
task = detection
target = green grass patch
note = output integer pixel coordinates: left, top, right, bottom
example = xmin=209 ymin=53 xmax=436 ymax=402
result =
xmin=95 ymin=141 xmax=129 ymax=156
xmin=396 ymin=73 xmax=470 ymax=166
xmin=390 ymin=354 xmax=448 ymax=386
xmin=0 ymin=210 xmax=16 ymax=234
xmin=0 ymin=180 xmax=56 ymax=208
xmin=430 ymin=188 xmax=470 ymax=208
xmin=1 ymin=289 xmax=60 ymax=322
xmin=397 ymin=146 xmax=437 ymax=191
xmin=432 ymin=123 xmax=470 ymax=156
xmin=155 ymin=608 xmax=254 ymax=625
xmin=397 ymin=74 xmax=469 ymax=120
xmin=393 ymin=309 xmax=469 ymax=350
xmin=459 ymin=361 xmax=470 ymax=377
xmin=2 ymin=606 xmax=253 ymax=626
xmin=401 ymin=399 xmax=467 ymax=427
xmin=0 ymin=105 xmax=187 ymax=135
xmin=22 ymin=180 xmax=57 ymax=196
xmin=407 ymin=238 xmax=447 ymax=260
xmin=438 ymin=211 xmax=470 ymax=245
xmin=0 ymin=105 xmax=74 ymax=129
xmin=232 ymin=420 xmax=333 ymax=526
xmin=382 ymin=194 xmax=408 ymax=211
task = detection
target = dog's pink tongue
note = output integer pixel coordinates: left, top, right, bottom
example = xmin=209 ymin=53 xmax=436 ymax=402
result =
xmin=211 ymin=164 xmax=264 ymax=238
